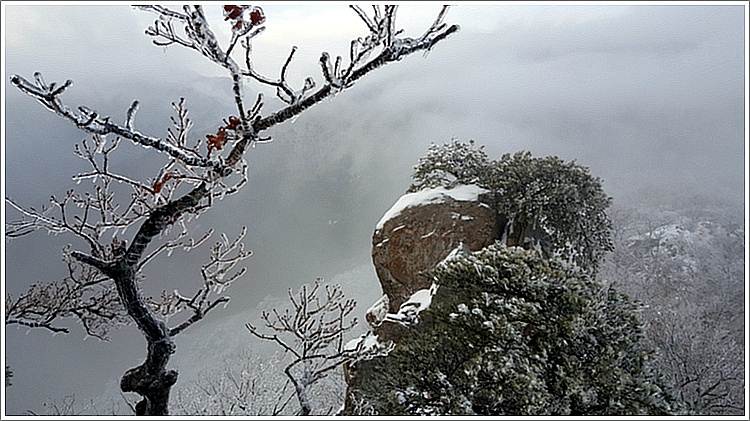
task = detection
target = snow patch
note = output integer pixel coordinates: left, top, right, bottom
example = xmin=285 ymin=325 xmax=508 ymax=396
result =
xmin=344 ymin=331 xmax=395 ymax=360
xmin=383 ymin=283 xmax=439 ymax=327
xmin=438 ymin=242 xmax=472 ymax=267
xmin=375 ymin=184 xmax=490 ymax=230
xmin=366 ymin=294 xmax=390 ymax=326
xmin=420 ymin=229 xmax=436 ymax=239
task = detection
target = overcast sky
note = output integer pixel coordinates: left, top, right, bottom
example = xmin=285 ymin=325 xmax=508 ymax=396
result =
xmin=2 ymin=2 xmax=747 ymax=415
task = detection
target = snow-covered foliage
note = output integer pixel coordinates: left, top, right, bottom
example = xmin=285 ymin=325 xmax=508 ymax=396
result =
xmin=490 ymin=151 xmax=613 ymax=272
xmin=345 ymin=332 xmax=395 ymax=361
xmin=407 ymin=139 xmax=491 ymax=193
xmin=365 ymin=295 xmax=390 ymax=326
xmin=382 ymin=283 xmax=439 ymax=327
xmin=407 ymin=140 xmax=613 ymax=273
xmin=349 ymin=244 xmax=677 ymax=415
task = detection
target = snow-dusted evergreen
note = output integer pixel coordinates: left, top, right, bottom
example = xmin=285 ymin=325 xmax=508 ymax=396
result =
xmin=350 ymin=244 xmax=676 ymax=415
xmin=409 ymin=140 xmax=613 ymax=273
xmin=343 ymin=140 xmax=680 ymax=415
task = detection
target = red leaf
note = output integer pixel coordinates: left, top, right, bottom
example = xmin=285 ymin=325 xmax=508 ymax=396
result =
xmin=223 ymin=5 xmax=244 ymax=21
xmin=225 ymin=116 xmax=241 ymax=130
xmin=250 ymin=9 xmax=264 ymax=25
xmin=207 ymin=128 xmax=227 ymax=150
xmin=153 ymin=172 xmax=176 ymax=194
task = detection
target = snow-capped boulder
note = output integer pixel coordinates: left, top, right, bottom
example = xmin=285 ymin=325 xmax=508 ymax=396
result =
xmin=371 ymin=184 xmax=499 ymax=312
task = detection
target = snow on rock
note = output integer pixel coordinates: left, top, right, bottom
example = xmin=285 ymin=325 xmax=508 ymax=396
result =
xmin=343 ymin=331 xmax=395 ymax=360
xmin=365 ymin=294 xmax=390 ymax=328
xmin=438 ymin=242 xmax=473 ymax=267
xmin=372 ymin=184 xmax=498 ymax=312
xmin=383 ymin=283 xmax=439 ymax=328
xmin=375 ymin=184 xmax=490 ymax=231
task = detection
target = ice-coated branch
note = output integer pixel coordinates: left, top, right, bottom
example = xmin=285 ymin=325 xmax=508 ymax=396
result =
xmin=138 ymin=224 xmax=213 ymax=271
xmin=147 ymin=227 xmax=250 ymax=337
xmin=166 ymin=295 xmax=229 ymax=337
xmin=247 ymin=279 xmax=360 ymax=415
xmin=63 ymin=182 xmax=215 ymax=415
xmin=125 ymin=100 xmax=139 ymax=130
xmin=5 ymin=131 xmax=175 ymax=260
xmin=7 ymin=5 xmax=461 ymax=415
xmin=200 ymin=226 xmax=252 ymax=289
xmin=142 ymin=5 xmax=260 ymax=133
xmin=137 ymin=5 xmax=188 ymax=22
xmin=350 ymin=5 xmax=377 ymax=34
xmin=140 ymin=5 xmax=458 ymax=145
xmin=5 ymin=253 xmax=129 ymax=340
xmin=123 ymin=183 xmax=210 ymax=267
xmin=246 ymin=324 xmax=301 ymax=358
xmin=243 ymin=45 xmax=314 ymax=105
xmin=73 ymin=135 xmax=156 ymax=195
xmin=5 ymin=195 xmax=104 ymax=256
xmin=250 ymin=5 xmax=459 ymax=133
xmin=10 ymin=74 xmax=212 ymax=168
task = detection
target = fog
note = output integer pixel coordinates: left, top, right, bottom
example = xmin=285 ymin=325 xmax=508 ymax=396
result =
xmin=2 ymin=3 xmax=746 ymax=415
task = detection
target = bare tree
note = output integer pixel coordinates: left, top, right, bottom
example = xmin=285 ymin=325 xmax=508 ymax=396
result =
xmin=648 ymin=300 xmax=744 ymax=415
xmin=25 ymin=393 xmax=136 ymax=416
xmin=5 ymin=4 xmax=458 ymax=415
xmin=5 ymin=249 xmax=129 ymax=339
xmin=246 ymin=279 xmax=360 ymax=415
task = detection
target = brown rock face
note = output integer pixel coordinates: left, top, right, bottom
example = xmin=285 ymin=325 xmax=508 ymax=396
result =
xmin=372 ymin=187 xmax=499 ymax=313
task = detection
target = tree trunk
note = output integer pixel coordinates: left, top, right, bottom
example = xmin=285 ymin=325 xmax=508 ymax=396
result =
xmin=73 ymin=185 xmax=210 ymax=415
xmin=121 ymin=339 xmax=178 ymax=415
xmin=115 ymin=271 xmax=177 ymax=415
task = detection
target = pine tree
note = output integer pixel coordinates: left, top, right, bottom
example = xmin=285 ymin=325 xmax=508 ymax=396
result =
xmin=353 ymin=245 xmax=676 ymax=415
xmin=347 ymin=141 xmax=678 ymax=415
xmin=410 ymin=141 xmax=612 ymax=273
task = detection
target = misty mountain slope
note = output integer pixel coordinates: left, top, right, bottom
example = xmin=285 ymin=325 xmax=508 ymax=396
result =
xmin=601 ymin=201 xmax=745 ymax=415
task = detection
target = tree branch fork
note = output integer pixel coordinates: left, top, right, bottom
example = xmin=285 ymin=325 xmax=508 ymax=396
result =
xmin=7 ymin=4 xmax=459 ymax=415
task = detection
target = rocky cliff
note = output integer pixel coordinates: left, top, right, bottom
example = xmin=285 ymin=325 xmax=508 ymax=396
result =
xmin=370 ymin=184 xmax=499 ymax=314
xmin=342 ymin=184 xmax=502 ymax=413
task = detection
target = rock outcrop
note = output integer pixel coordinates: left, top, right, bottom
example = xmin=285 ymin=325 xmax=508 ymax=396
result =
xmin=370 ymin=184 xmax=499 ymax=314
xmin=341 ymin=185 xmax=507 ymax=415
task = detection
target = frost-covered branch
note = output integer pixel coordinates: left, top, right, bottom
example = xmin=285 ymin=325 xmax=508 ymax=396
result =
xmin=246 ymin=279 xmax=360 ymax=415
xmin=9 ymin=73 xmax=212 ymax=168
xmin=251 ymin=5 xmax=459 ymax=133
xmin=4 ymin=130 xmax=183 ymax=259
xmin=139 ymin=4 xmax=459 ymax=143
xmin=5 ymin=252 xmax=129 ymax=340
xmin=147 ymin=227 xmax=251 ymax=337
xmin=140 ymin=5 xmax=261 ymax=136
xmin=8 ymin=4 xmax=459 ymax=415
